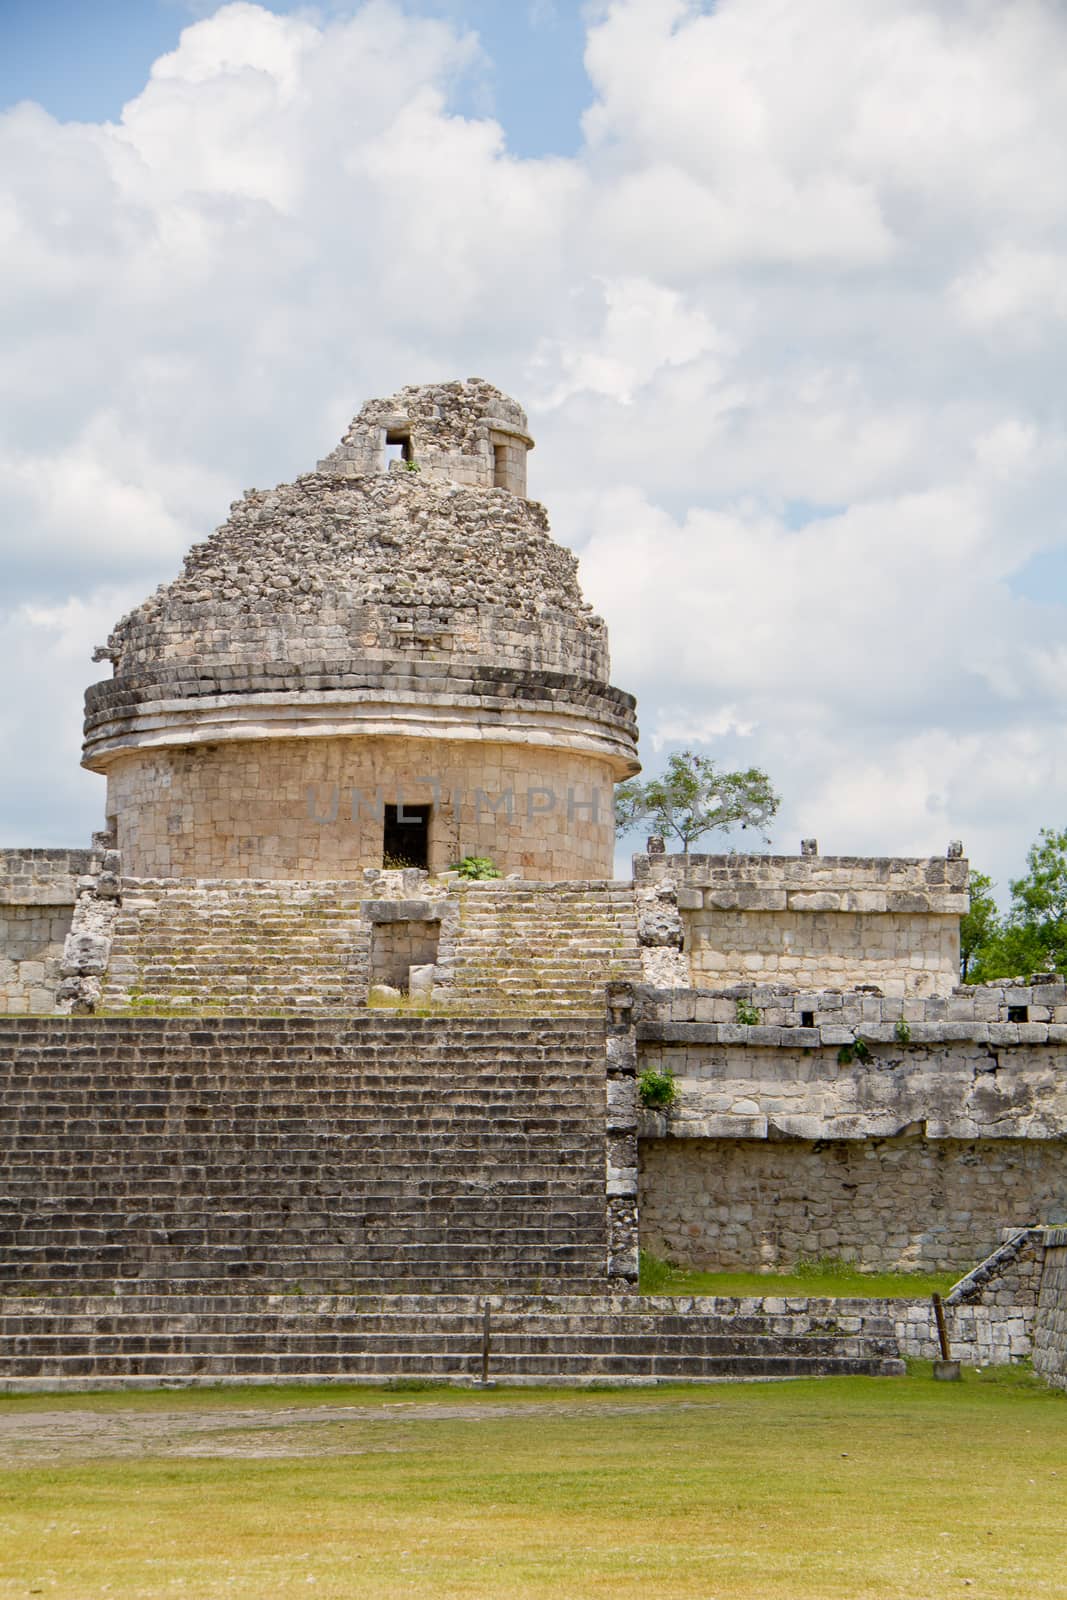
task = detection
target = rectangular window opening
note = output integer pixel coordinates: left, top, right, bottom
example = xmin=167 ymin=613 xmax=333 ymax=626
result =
xmin=383 ymin=803 xmax=431 ymax=871
xmin=801 ymin=1010 xmax=815 ymax=1029
xmin=493 ymin=442 xmax=508 ymax=488
xmin=1008 ymin=1004 xmax=1028 ymax=1023
xmin=385 ymin=427 xmax=413 ymax=464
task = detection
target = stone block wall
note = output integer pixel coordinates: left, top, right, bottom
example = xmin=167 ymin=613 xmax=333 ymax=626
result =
xmin=682 ymin=907 xmax=960 ymax=996
xmin=102 ymin=736 xmax=618 ymax=881
xmin=627 ymin=980 xmax=1067 ymax=1275
xmin=634 ymin=853 xmax=966 ymax=996
xmin=370 ymin=918 xmax=441 ymax=990
xmin=0 ymin=850 xmax=91 ymax=1015
xmin=893 ymin=1299 xmax=1036 ymax=1366
xmin=638 ymin=1136 xmax=1065 ymax=1274
xmin=639 ymin=977 xmax=1067 ymax=1036
xmin=1033 ymin=1228 xmax=1067 ymax=1390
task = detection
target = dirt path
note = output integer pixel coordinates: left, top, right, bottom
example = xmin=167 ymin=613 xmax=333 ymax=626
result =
xmin=0 ymin=1397 xmax=714 ymax=1464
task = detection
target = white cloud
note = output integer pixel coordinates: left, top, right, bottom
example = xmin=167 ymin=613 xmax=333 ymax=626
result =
xmin=3 ymin=0 xmax=1067 ymax=896
xmin=648 ymin=708 xmax=756 ymax=752
xmin=0 ymin=590 xmax=141 ymax=842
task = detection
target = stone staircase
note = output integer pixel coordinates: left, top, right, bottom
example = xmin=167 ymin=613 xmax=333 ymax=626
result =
xmin=0 ymin=1016 xmax=609 ymax=1299
xmin=0 ymin=1293 xmax=905 ymax=1389
xmin=101 ymin=879 xmax=370 ymax=1013
xmin=436 ymin=882 xmax=640 ymax=1014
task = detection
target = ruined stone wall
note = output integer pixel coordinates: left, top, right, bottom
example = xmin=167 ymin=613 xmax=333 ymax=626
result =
xmin=630 ymin=980 xmax=1067 ymax=1275
xmin=639 ymin=1137 xmax=1066 ymax=1274
xmin=1033 ymin=1228 xmax=1067 ymax=1390
xmin=0 ymin=850 xmax=91 ymax=1015
xmin=321 ymin=379 xmax=533 ymax=496
xmin=634 ymin=853 xmax=966 ymax=996
xmin=105 ymin=736 xmax=617 ymax=880
xmin=636 ymin=1005 xmax=1067 ymax=1145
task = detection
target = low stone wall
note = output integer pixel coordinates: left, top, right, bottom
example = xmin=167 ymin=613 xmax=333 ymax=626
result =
xmin=638 ymin=1136 xmax=1065 ymax=1274
xmin=633 ymin=852 xmax=966 ymax=996
xmin=0 ymin=850 xmax=91 ymax=1015
xmin=1033 ymin=1228 xmax=1067 ymax=1390
xmin=641 ymin=978 xmax=1067 ymax=1036
xmin=894 ymin=1299 xmax=1034 ymax=1365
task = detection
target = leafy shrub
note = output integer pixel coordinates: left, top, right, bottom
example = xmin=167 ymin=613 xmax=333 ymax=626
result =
xmin=638 ymin=1067 xmax=677 ymax=1110
xmin=452 ymin=856 xmax=502 ymax=880
xmin=735 ymin=999 xmax=761 ymax=1026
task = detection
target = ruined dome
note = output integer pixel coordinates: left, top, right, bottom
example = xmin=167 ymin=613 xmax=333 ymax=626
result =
xmin=93 ymin=381 xmax=610 ymax=682
xmin=82 ymin=380 xmax=638 ymax=881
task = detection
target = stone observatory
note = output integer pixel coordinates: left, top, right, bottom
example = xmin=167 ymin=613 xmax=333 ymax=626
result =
xmin=82 ymin=380 xmax=639 ymax=880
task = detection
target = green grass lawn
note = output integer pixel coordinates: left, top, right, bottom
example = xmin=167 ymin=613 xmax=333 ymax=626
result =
xmin=639 ymin=1252 xmax=959 ymax=1298
xmin=0 ymin=1369 xmax=1064 ymax=1599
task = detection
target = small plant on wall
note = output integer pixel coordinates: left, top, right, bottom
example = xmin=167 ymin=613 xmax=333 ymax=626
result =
xmin=735 ymin=999 xmax=761 ymax=1026
xmin=638 ymin=1067 xmax=677 ymax=1110
xmin=452 ymin=856 xmax=502 ymax=880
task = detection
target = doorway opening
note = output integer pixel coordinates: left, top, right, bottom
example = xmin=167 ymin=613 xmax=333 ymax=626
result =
xmin=383 ymin=803 xmax=431 ymax=870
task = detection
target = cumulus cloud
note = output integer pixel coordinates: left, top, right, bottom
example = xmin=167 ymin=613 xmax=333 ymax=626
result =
xmin=3 ymin=0 xmax=1067 ymax=896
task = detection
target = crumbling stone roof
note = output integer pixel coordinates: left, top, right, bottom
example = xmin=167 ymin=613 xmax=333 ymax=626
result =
xmin=95 ymin=380 xmax=606 ymax=682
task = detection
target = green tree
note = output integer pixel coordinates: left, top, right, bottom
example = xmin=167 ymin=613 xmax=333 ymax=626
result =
xmin=966 ymin=922 xmax=1048 ymax=985
xmin=959 ymin=871 xmax=1000 ymax=982
xmin=1010 ymin=827 xmax=1067 ymax=929
xmin=962 ymin=828 xmax=1067 ymax=983
xmin=615 ymin=750 xmax=780 ymax=852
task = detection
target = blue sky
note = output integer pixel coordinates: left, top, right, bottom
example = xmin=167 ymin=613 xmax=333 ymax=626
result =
xmin=3 ymin=0 xmax=1067 ymax=896
xmin=1 ymin=0 xmax=593 ymax=157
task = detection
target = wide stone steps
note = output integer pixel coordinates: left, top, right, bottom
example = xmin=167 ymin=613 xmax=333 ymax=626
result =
xmin=102 ymin=880 xmax=371 ymax=1013
xmin=0 ymin=1015 xmax=610 ymax=1298
xmin=432 ymin=882 xmax=640 ymax=1015
xmin=0 ymin=1294 xmax=905 ymax=1389
xmin=101 ymin=881 xmax=640 ymax=1016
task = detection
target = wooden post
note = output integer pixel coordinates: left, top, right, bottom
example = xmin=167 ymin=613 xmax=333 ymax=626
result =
xmin=480 ymin=1300 xmax=491 ymax=1384
xmin=932 ymin=1292 xmax=952 ymax=1361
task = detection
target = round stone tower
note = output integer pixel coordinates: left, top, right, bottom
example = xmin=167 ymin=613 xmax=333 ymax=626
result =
xmin=83 ymin=379 xmax=639 ymax=881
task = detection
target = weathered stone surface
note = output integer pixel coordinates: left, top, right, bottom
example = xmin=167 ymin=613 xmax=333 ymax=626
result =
xmin=640 ymin=1136 xmax=1066 ymax=1275
xmin=0 ymin=1014 xmax=611 ymax=1300
xmin=633 ymin=851 xmax=965 ymax=996
xmin=81 ymin=381 xmax=638 ymax=882
xmin=1033 ymin=1230 xmax=1067 ymax=1389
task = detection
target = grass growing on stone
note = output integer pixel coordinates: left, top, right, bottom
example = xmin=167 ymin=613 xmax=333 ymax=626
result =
xmin=0 ymin=1371 xmax=1064 ymax=1599
xmin=638 ymin=1251 xmax=959 ymax=1298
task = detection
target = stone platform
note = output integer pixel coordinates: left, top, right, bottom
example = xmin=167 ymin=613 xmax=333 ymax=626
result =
xmin=0 ymin=1292 xmax=904 ymax=1390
